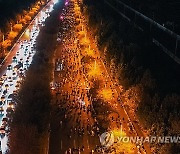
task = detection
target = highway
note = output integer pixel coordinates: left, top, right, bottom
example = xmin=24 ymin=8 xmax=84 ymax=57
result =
xmin=49 ymin=0 xmax=151 ymax=153
xmin=0 ymin=0 xmax=152 ymax=153
xmin=0 ymin=0 xmax=59 ymax=153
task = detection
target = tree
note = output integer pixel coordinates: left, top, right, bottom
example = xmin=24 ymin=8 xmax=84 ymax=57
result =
xmin=123 ymin=84 xmax=143 ymax=110
xmin=140 ymin=69 xmax=156 ymax=90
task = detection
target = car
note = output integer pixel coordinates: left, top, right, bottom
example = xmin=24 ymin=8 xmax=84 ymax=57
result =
xmin=12 ymin=72 xmax=17 ymax=80
xmin=16 ymin=51 xmax=20 ymax=55
xmin=3 ymin=89 xmax=8 ymax=95
xmin=12 ymin=56 xmax=18 ymax=63
xmin=2 ymin=117 xmax=8 ymax=123
xmin=1 ymin=120 xmax=7 ymax=128
xmin=1 ymin=96 xmax=5 ymax=102
xmin=133 ymin=120 xmax=138 ymax=123
xmin=2 ymin=74 xmax=7 ymax=80
xmin=0 ymin=101 xmax=4 ymax=107
xmin=6 ymin=106 xmax=14 ymax=113
xmin=7 ymin=77 xmax=13 ymax=85
xmin=7 ymin=65 xmax=12 ymax=70
xmin=14 ymin=62 xmax=23 ymax=70
xmin=0 ymin=83 xmax=3 ymax=91
xmin=0 ymin=78 xmax=4 ymax=84
xmin=0 ymin=106 xmax=4 ymax=115
xmin=8 ymin=102 xmax=15 ymax=109
xmin=0 ymin=127 xmax=5 ymax=137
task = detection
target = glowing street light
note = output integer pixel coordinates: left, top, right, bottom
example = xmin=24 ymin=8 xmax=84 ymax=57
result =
xmin=87 ymin=60 xmax=102 ymax=78
xmin=24 ymin=29 xmax=30 ymax=40
xmin=98 ymin=88 xmax=113 ymax=102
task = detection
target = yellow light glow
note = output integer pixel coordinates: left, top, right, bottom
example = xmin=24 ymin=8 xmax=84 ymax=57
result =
xmin=98 ymin=88 xmax=113 ymax=101
xmin=111 ymin=129 xmax=137 ymax=154
xmin=88 ymin=61 xmax=102 ymax=78
xmin=80 ymin=37 xmax=90 ymax=45
xmin=78 ymin=31 xmax=86 ymax=38
xmin=86 ymin=48 xmax=95 ymax=57
xmin=112 ymin=129 xmax=126 ymax=137
xmin=24 ymin=29 xmax=30 ymax=40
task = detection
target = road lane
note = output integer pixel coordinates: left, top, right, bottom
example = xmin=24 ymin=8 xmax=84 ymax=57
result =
xmin=0 ymin=0 xmax=60 ymax=153
xmin=49 ymin=1 xmax=141 ymax=153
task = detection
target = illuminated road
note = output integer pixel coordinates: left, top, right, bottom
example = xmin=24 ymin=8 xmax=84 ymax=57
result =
xmin=0 ymin=0 xmax=152 ymax=153
xmin=0 ymin=0 xmax=59 ymax=153
xmin=48 ymin=0 xmax=152 ymax=154
xmin=49 ymin=16 xmax=100 ymax=154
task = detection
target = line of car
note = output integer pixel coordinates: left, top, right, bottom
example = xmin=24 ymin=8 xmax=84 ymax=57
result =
xmin=0 ymin=26 xmax=39 ymax=137
xmin=0 ymin=1 xmax=57 ymax=153
xmin=0 ymin=25 xmax=41 ymax=153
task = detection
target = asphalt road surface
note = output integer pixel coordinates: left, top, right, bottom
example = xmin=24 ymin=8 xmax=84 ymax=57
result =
xmin=49 ymin=0 xmax=151 ymax=153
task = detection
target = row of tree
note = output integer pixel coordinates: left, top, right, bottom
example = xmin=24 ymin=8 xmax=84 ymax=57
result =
xmin=0 ymin=0 xmax=46 ymax=61
xmin=8 ymin=2 xmax=62 ymax=154
xmin=82 ymin=0 xmax=180 ymax=153
xmin=0 ymin=0 xmax=46 ymax=31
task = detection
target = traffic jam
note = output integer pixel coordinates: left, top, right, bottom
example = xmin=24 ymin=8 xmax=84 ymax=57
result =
xmin=0 ymin=0 xmax=58 ymax=153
